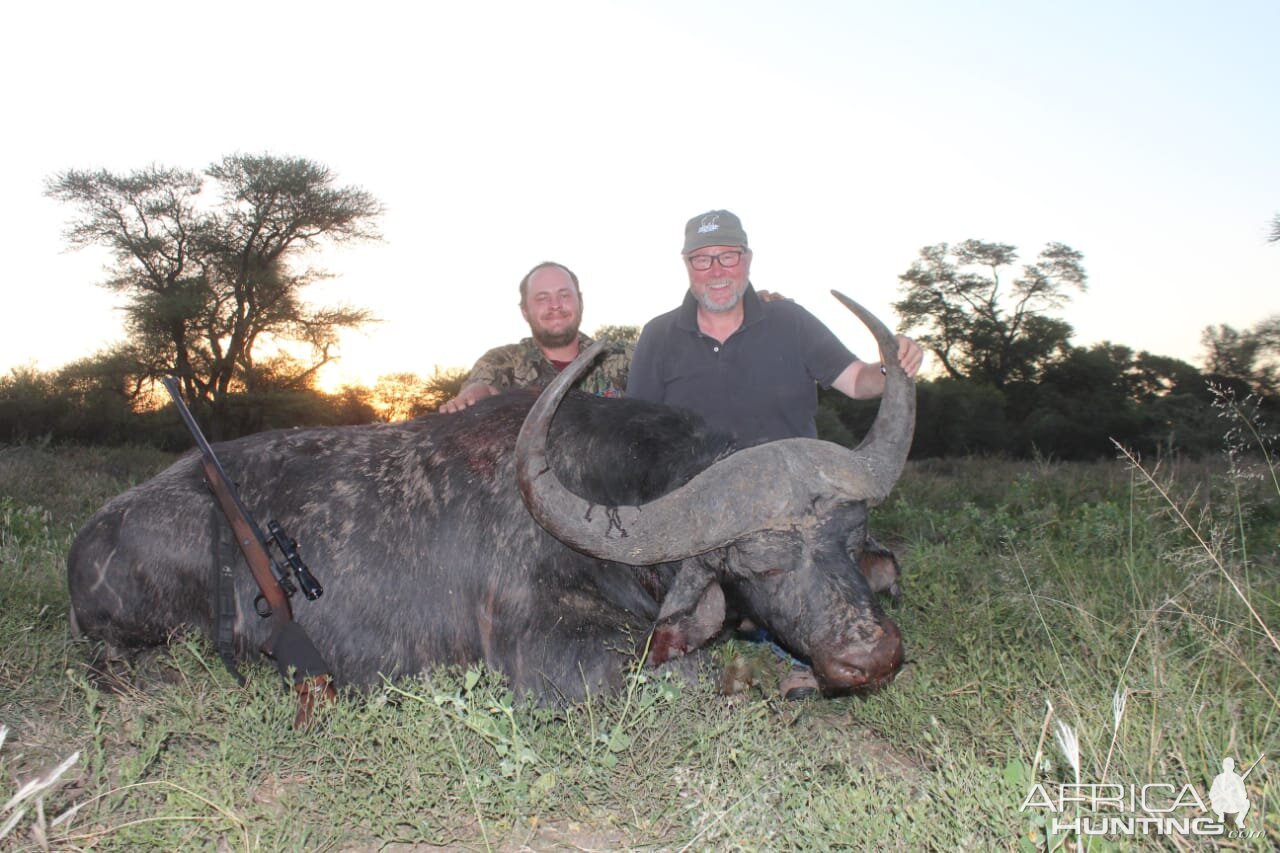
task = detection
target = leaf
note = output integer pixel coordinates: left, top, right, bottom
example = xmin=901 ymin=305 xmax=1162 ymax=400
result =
xmin=530 ymin=771 xmax=557 ymax=802
xmin=1003 ymin=758 xmax=1030 ymax=788
xmin=606 ymin=730 xmax=631 ymax=753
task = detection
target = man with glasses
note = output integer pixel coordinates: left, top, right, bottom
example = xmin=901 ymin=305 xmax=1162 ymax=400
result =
xmin=627 ymin=209 xmax=923 ymax=697
xmin=439 ymin=261 xmax=629 ymax=413
xmin=628 ymin=209 xmax=922 ymax=442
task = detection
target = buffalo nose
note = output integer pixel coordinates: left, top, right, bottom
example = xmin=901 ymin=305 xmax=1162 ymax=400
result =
xmin=814 ymin=617 xmax=905 ymax=693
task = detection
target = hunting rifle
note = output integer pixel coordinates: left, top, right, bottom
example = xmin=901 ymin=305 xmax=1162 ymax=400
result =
xmin=162 ymin=377 xmax=336 ymax=726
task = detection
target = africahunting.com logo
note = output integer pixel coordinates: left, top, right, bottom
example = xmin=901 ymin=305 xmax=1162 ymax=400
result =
xmin=1020 ymin=753 xmax=1265 ymax=840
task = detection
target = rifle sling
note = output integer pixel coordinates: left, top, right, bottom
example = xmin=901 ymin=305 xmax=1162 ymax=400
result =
xmin=210 ymin=505 xmax=246 ymax=686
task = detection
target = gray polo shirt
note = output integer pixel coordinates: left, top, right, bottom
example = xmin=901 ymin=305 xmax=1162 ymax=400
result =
xmin=626 ymin=286 xmax=856 ymax=444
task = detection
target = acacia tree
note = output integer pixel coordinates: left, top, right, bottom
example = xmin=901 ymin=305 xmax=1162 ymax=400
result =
xmin=46 ymin=154 xmax=381 ymax=408
xmin=893 ymin=240 xmax=1087 ymax=388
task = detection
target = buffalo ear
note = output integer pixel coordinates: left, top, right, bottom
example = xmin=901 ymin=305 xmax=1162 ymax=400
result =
xmin=856 ymin=535 xmax=903 ymax=602
xmin=647 ymin=559 xmax=726 ymax=665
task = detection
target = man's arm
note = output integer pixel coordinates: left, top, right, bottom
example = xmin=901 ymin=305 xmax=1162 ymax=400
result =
xmin=829 ymin=335 xmax=924 ymax=399
xmin=439 ymin=344 xmax=518 ymax=413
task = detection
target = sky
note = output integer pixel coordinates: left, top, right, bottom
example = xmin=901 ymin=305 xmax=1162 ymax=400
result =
xmin=2 ymin=1 xmax=1277 ymax=390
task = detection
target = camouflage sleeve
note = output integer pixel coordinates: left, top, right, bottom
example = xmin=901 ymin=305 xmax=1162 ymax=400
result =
xmin=462 ymin=344 xmax=521 ymax=391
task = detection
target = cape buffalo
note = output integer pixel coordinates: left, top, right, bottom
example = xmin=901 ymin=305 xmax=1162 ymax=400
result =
xmin=67 ymin=293 xmax=913 ymax=701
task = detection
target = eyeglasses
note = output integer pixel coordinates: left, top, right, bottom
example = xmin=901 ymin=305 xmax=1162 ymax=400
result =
xmin=687 ymin=250 xmax=745 ymax=271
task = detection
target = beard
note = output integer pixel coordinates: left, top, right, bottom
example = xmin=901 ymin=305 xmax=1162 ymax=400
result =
xmin=694 ymin=279 xmax=745 ymax=314
xmin=531 ymin=319 xmax=580 ymax=349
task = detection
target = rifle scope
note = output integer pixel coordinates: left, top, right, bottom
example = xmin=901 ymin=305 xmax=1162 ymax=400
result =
xmin=268 ymin=520 xmax=324 ymax=601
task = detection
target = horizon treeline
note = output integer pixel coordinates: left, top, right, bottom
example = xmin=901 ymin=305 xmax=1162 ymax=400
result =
xmin=0 ymin=330 xmax=1275 ymax=460
xmin=821 ymin=340 xmax=1275 ymax=459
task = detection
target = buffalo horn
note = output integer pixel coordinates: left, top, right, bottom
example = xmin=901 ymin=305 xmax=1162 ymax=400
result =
xmin=515 ymin=291 xmax=916 ymax=564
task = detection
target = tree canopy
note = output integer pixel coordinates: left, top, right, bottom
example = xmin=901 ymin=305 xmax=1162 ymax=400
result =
xmin=1201 ymin=315 xmax=1280 ymax=397
xmin=893 ymin=240 xmax=1087 ymax=388
xmin=366 ymin=367 xmax=469 ymax=421
xmin=590 ymin=324 xmax=640 ymax=345
xmin=45 ymin=154 xmax=382 ymax=410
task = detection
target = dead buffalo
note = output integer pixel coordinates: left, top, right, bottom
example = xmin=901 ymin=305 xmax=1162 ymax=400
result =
xmin=67 ymin=293 xmax=914 ymax=701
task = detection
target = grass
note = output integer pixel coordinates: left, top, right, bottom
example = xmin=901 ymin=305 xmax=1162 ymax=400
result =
xmin=1 ymin=421 xmax=1277 ymax=851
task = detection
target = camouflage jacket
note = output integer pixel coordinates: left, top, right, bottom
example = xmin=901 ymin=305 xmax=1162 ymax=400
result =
xmin=462 ymin=333 xmax=632 ymax=398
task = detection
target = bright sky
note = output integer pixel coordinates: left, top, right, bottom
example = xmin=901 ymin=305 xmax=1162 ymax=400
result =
xmin=3 ymin=1 xmax=1277 ymax=390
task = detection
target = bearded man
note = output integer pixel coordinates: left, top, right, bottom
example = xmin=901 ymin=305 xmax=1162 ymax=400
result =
xmin=440 ymin=261 xmax=630 ymax=413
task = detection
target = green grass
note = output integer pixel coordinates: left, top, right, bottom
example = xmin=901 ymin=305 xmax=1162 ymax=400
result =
xmin=1 ymin=437 xmax=1277 ymax=851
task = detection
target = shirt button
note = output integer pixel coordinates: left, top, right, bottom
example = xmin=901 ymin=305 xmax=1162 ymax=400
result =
xmin=713 ymin=346 xmax=720 ymax=353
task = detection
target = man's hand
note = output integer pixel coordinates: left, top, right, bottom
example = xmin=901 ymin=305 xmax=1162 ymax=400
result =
xmin=439 ymin=383 xmax=498 ymax=414
xmin=830 ymin=335 xmax=926 ymax=399
xmin=895 ymin=335 xmax=924 ymax=378
xmin=756 ymin=289 xmax=789 ymax=303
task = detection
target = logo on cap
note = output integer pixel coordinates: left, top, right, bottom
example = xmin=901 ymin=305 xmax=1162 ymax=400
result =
xmin=697 ymin=214 xmax=721 ymax=235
